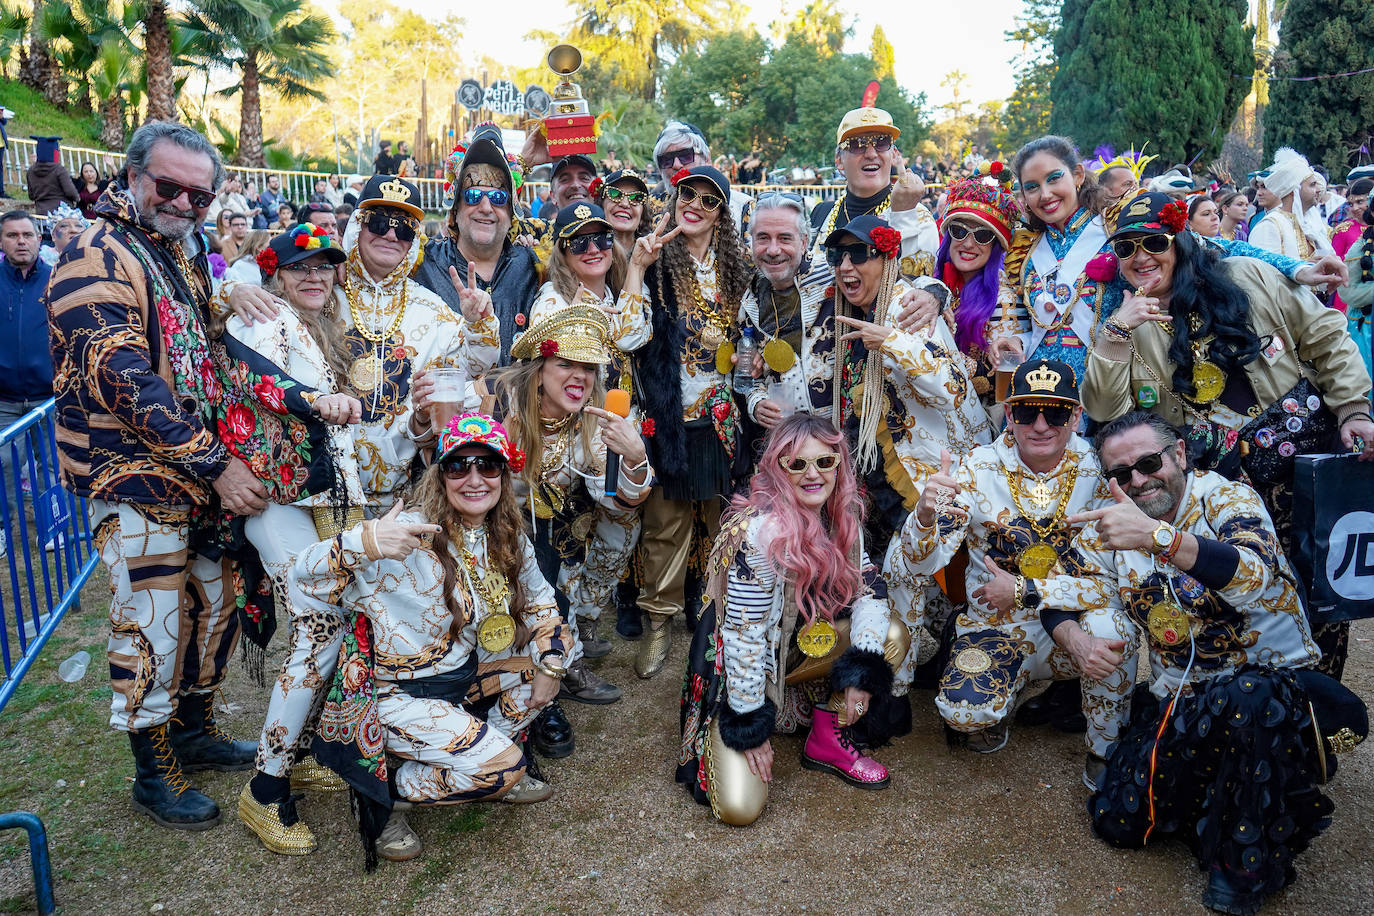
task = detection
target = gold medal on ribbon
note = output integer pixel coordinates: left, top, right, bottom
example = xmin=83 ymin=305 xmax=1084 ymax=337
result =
xmin=1018 ymin=542 xmax=1058 ymax=578
xmin=796 ymin=618 xmax=838 ymax=658
xmin=1191 ymin=360 xmax=1225 ymax=403
xmin=715 ymin=339 xmax=735 ymax=375
xmin=761 ymin=337 xmax=796 ymax=373
xmin=1146 ymin=600 xmax=1193 ymax=647
xmin=349 ymin=354 xmax=382 ymax=391
xmin=476 ymin=612 xmax=517 ymax=653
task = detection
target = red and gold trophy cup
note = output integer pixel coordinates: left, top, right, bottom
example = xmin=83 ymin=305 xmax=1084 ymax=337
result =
xmin=543 ymin=44 xmax=598 ymax=156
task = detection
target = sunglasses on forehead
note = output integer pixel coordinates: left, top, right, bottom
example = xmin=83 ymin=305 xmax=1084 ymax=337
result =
xmin=946 ymin=222 xmax=997 ymax=245
xmin=1103 ymin=447 xmax=1169 ymax=486
xmin=825 ymin=242 xmax=881 ymax=268
xmin=1111 ymin=233 xmax=1173 ymax=260
xmin=148 ymin=174 xmax=216 ymax=208
xmin=602 ymin=186 xmax=647 ymax=204
xmin=463 ymin=187 xmax=510 ymax=208
xmin=840 ymin=135 xmax=894 ymax=154
xmin=1009 ymin=402 xmax=1075 ymax=427
xmin=561 ymin=231 xmax=614 ymax=254
xmin=441 ymin=454 xmax=504 ymax=480
xmin=364 ymin=208 xmax=419 ymax=242
xmin=656 ymin=148 xmax=697 ymax=170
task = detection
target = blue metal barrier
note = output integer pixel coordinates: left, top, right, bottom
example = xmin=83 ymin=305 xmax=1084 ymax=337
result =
xmin=0 ymin=398 xmax=98 ymax=916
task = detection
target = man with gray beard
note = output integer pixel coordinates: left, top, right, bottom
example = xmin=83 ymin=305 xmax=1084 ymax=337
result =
xmin=47 ymin=121 xmax=267 ymax=831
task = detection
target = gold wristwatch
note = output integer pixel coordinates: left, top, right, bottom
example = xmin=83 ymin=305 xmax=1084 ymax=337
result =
xmin=1150 ymin=522 xmax=1176 ymax=555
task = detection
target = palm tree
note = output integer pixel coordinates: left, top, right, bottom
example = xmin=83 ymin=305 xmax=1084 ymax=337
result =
xmin=0 ymin=0 xmax=28 ymax=81
xmin=140 ymin=0 xmax=177 ymax=122
xmin=21 ymin=0 xmax=65 ymax=106
xmin=90 ymin=39 xmax=134 ymax=147
xmin=179 ymin=0 xmax=333 ymax=167
xmin=36 ymin=0 xmax=139 ymax=142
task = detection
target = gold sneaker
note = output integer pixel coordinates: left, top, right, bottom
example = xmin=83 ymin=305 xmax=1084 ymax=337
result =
xmin=237 ymin=783 xmax=316 ymax=855
xmin=633 ymin=615 xmax=674 ymax=679
xmin=290 ymin=756 xmax=347 ymax=792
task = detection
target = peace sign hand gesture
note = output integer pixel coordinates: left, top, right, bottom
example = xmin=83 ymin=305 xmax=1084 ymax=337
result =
xmin=630 ymin=214 xmax=684 ymax=271
xmin=450 ymin=262 xmax=493 ymax=324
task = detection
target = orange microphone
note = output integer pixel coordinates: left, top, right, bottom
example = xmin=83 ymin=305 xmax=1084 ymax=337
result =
xmin=603 ymin=388 xmax=631 ymax=497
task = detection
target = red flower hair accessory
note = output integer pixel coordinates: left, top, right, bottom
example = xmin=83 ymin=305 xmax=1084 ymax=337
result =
xmin=1159 ymin=200 xmax=1188 ymax=233
xmin=671 ymin=168 xmax=692 ymax=187
xmin=256 ymin=247 xmax=279 ymax=276
xmin=539 ymin=339 xmax=559 ymax=358
xmin=588 ymin=176 xmax=604 ymax=197
xmin=869 ymin=226 xmax=901 ymax=258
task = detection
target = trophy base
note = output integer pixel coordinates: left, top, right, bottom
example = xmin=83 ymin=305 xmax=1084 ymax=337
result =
xmin=545 ymin=115 xmax=598 ymax=156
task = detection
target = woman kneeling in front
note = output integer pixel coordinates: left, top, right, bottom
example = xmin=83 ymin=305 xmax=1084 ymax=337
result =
xmin=676 ymin=414 xmax=909 ymax=825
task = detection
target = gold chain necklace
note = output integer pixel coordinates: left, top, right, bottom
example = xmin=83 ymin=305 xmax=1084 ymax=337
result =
xmin=1156 ymin=313 xmax=1225 ymax=405
xmin=822 ymin=192 xmax=891 ymax=244
xmin=533 ymin=416 xmax=576 ymax=519
xmin=457 ymin=528 xmax=518 ymax=653
xmin=344 ymin=256 xmax=409 ymax=391
xmin=1002 ymin=459 xmax=1079 ymax=578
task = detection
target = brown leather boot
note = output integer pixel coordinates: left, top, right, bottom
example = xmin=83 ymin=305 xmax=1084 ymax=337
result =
xmin=559 ymin=658 xmax=621 ymax=704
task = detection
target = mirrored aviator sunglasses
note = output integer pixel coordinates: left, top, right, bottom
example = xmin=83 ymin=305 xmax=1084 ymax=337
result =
xmin=441 ymin=454 xmax=504 ymax=480
xmin=563 ymin=231 xmax=614 ymax=254
xmin=779 ymin=452 xmax=841 ymax=475
xmin=364 ymin=208 xmax=419 ymax=242
xmin=1111 ymin=233 xmax=1173 ymax=260
xmin=463 ymin=187 xmax=510 ymax=208
xmin=1009 ymin=403 xmax=1075 ymax=427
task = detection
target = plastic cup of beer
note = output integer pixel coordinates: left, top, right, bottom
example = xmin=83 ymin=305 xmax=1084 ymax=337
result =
xmin=767 ymin=381 xmax=796 ymax=419
xmin=428 ymin=367 xmax=467 ymax=432
xmin=995 ymin=353 xmax=1020 ymax=403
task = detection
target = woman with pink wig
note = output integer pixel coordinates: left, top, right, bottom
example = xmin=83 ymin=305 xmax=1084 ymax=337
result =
xmin=675 ymin=414 xmax=909 ymax=826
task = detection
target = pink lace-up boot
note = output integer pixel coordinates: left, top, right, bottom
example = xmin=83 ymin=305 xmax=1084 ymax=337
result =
xmin=801 ymin=708 xmax=890 ymax=789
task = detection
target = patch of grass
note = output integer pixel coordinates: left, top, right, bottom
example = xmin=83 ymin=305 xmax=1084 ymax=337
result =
xmin=0 ymin=79 xmax=104 ymax=150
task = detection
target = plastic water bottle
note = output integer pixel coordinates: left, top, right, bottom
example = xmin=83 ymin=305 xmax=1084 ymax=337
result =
xmin=734 ymin=327 xmax=757 ymax=394
xmin=57 ymin=650 xmax=90 ymax=683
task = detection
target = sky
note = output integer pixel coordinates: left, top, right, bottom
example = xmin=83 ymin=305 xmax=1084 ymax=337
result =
xmin=434 ymin=0 xmax=1027 ymax=111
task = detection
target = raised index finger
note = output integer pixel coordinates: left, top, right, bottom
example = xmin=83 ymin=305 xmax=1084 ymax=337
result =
xmin=466 ymin=261 xmax=478 ymax=292
xmin=1066 ymin=507 xmax=1107 ymax=525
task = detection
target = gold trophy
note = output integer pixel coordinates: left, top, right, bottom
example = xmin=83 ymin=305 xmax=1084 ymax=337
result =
xmin=543 ymin=44 xmax=597 ymax=155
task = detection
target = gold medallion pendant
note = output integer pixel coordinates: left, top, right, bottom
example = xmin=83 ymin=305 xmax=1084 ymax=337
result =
xmin=1146 ymin=600 xmax=1193 ymax=647
xmin=476 ymin=612 xmax=517 ymax=653
xmin=762 ymin=337 xmax=796 ymax=374
xmin=349 ymin=354 xmax=383 ymax=391
xmin=1018 ymin=542 xmax=1058 ymax=579
xmin=796 ymin=618 xmax=839 ymax=658
xmin=700 ymin=319 xmax=727 ymax=350
xmin=1191 ymin=360 xmax=1225 ymax=403
xmin=715 ymin=339 xmax=736 ymax=375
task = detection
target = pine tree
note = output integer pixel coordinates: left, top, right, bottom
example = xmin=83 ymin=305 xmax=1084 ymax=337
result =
xmin=1050 ymin=0 xmax=1253 ymax=164
xmin=1263 ymin=0 xmax=1374 ymax=177
xmin=1002 ymin=0 xmax=1059 ymax=150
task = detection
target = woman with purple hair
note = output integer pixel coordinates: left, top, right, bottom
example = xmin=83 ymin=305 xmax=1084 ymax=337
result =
xmin=674 ymin=414 xmax=910 ymax=825
xmin=933 ymin=166 xmax=1022 ymax=406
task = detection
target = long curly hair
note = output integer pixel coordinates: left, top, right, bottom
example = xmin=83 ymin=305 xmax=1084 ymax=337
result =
xmin=412 ymin=460 xmax=531 ymax=647
xmin=1013 ymin=135 xmax=1105 ymax=231
xmin=728 ymin=414 xmax=865 ymax=624
xmin=936 ymin=233 xmax=1006 ymax=355
xmin=654 ymin=185 xmax=752 ymax=316
xmin=494 ymin=357 xmax=605 ymax=495
xmin=1158 ymin=231 xmax=1261 ymax=398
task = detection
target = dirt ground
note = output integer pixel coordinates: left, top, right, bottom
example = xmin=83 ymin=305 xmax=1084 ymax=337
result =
xmin=2 ymin=584 xmax=1372 ymax=915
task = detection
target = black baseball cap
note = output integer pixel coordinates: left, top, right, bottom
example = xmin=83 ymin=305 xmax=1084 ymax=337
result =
xmin=1006 ymin=358 xmax=1080 ymax=404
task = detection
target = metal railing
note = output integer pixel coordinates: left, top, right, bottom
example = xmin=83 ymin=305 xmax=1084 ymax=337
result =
xmin=4 ymin=136 xmax=851 ymax=215
xmin=0 ymin=397 xmax=98 ymax=916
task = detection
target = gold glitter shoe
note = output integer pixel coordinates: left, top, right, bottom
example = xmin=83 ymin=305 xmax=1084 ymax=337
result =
xmin=290 ymin=756 xmax=347 ymax=793
xmin=634 ymin=614 xmax=674 ymax=679
xmin=237 ymin=783 xmax=316 ymax=855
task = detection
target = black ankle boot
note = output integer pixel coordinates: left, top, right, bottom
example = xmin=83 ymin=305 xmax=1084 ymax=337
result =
xmin=531 ymin=701 xmax=575 ymax=759
xmin=169 ymin=692 xmax=256 ymax=772
xmin=616 ymin=579 xmax=643 ymax=640
xmin=683 ymin=569 xmax=703 ymax=634
xmin=129 ymin=725 xmax=221 ymax=829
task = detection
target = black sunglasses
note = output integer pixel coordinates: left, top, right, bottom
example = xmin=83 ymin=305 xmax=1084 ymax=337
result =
xmin=561 ymin=231 xmax=614 ymax=254
xmin=656 ymin=148 xmax=697 ymax=170
xmin=603 ymin=186 xmax=647 ymax=204
xmin=947 ymin=222 xmax=997 ymax=246
xmin=1009 ymin=403 xmax=1075 ymax=428
xmin=1111 ymin=233 xmax=1174 ymax=260
xmin=364 ymin=208 xmax=419 ymax=242
xmin=677 ymin=183 xmax=723 ymax=211
xmin=840 ymin=135 xmax=893 ymax=154
xmin=148 ymin=174 xmax=215 ymax=208
xmin=825 ymin=242 xmax=880 ymax=268
xmin=1103 ymin=448 xmax=1170 ymax=486
xmin=441 ymin=455 xmax=504 ymax=480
